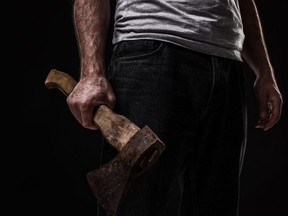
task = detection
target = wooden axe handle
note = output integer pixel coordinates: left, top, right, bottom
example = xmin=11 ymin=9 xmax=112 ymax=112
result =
xmin=45 ymin=69 xmax=140 ymax=151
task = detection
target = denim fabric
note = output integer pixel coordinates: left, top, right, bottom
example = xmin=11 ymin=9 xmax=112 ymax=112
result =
xmin=98 ymin=40 xmax=247 ymax=216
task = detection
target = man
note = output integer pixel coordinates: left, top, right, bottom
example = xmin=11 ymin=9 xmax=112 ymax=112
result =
xmin=67 ymin=0 xmax=283 ymax=215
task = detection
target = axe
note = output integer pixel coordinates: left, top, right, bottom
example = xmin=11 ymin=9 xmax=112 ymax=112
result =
xmin=45 ymin=69 xmax=165 ymax=216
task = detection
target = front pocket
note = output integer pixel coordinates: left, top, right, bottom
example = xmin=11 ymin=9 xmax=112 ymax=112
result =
xmin=113 ymin=39 xmax=165 ymax=62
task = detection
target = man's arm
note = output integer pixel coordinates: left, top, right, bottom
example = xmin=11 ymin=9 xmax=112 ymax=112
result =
xmin=67 ymin=0 xmax=115 ymax=130
xmin=239 ymin=0 xmax=283 ymax=131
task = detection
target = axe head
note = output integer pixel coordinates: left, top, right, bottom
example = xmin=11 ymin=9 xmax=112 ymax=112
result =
xmin=86 ymin=126 xmax=165 ymax=216
xmin=44 ymin=69 xmax=166 ymax=215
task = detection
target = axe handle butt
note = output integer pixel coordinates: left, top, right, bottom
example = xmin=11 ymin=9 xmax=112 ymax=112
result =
xmin=45 ymin=69 xmax=77 ymax=96
xmin=45 ymin=69 xmax=140 ymax=151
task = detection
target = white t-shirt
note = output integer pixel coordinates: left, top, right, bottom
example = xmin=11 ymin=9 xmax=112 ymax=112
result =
xmin=112 ymin=0 xmax=245 ymax=61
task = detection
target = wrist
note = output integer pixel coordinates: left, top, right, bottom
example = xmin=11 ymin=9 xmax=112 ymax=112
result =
xmin=80 ymin=62 xmax=107 ymax=78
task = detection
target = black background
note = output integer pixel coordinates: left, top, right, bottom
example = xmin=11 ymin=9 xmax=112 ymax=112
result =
xmin=24 ymin=0 xmax=287 ymax=215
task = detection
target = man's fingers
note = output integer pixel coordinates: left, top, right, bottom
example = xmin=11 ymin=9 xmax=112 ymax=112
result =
xmin=263 ymin=97 xmax=282 ymax=130
xmin=255 ymin=102 xmax=270 ymax=129
xmin=257 ymin=92 xmax=270 ymax=120
xmin=256 ymin=96 xmax=282 ymax=131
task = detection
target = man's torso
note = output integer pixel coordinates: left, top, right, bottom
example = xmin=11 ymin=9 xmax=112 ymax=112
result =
xmin=113 ymin=0 xmax=245 ymax=61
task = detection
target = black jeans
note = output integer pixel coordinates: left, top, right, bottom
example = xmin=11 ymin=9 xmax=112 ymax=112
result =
xmin=98 ymin=40 xmax=247 ymax=216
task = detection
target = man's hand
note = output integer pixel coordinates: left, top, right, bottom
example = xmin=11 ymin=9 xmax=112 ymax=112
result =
xmin=254 ymin=76 xmax=283 ymax=131
xmin=66 ymin=75 xmax=116 ymax=130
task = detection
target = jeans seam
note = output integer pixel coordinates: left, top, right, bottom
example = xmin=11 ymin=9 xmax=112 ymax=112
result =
xmin=208 ymin=56 xmax=216 ymax=104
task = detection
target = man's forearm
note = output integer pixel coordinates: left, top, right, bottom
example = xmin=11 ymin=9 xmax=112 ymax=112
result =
xmin=239 ymin=0 xmax=275 ymax=81
xmin=73 ymin=0 xmax=111 ymax=78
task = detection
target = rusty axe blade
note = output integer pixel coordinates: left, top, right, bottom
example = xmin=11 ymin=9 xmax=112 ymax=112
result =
xmin=87 ymin=126 xmax=163 ymax=215
xmin=45 ymin=69 xmax=166 ymax=216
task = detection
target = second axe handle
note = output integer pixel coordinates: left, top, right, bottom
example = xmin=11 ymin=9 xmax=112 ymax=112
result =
xmin=45 ymin=69 xmax=140 ymax=151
